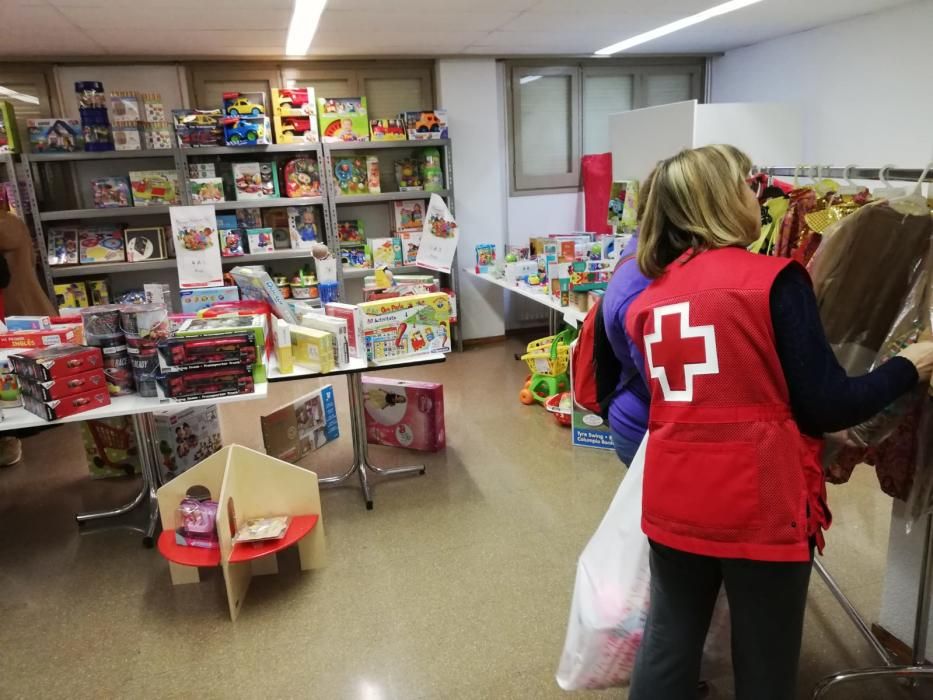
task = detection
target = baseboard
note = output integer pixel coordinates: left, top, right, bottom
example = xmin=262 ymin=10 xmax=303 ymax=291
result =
xmin=462 ymin=335 xmax=507 ymax=348
xmin=871 ymin=623 xmax=931 ymax=665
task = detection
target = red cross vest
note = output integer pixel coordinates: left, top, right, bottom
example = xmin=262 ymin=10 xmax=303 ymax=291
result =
xmin=626 ymin=247 xmax=830 ymax=562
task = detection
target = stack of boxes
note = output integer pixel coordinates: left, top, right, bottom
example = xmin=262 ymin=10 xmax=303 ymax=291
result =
xmin=271 ymin=88 xmax=319 ymax=144
xmin=222 ymin=91 xmax=271 ymax=146
xmin=11 ymin=344 xmax=109 ymax=420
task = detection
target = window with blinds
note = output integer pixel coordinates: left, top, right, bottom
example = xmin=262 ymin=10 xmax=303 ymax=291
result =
xmin=508 ymin=60 xmax=703 ymax=194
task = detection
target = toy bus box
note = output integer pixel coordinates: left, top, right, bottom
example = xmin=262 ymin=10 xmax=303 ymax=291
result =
xmin=153 ymin=404 xmax=222 ymax=481
xmin=369 ymin=118 xmax=406 ymax=142
xmin=156 ymin=365 xmax=254 ymax=402
xmin=299 ymin=312 xmax=350 ymax=368
xmin=233 ymin=161 xmax=279 ymax=200
xmin=401 ymin=109 xmax=448 ymax=140
xmin=21 ymin=368 xmax=107 ymax=402
xmin=27 ymin=118 xmax=83 ymax=152
xmin=79 ymin=226 xmax=125 ymax=264
xmin=357 ymin=293 xmax=451 ymax=363
xmin=172 ymin=109 xmax=224 ymax=148
xmin=223 ymin=91 xmax=266 ymax=118
xmin=274 ymin=115 xmax=319 ymax=144
xmin=81 ymin=415 xmax=142 ymax=478
xmin=223 ymin=116 xmax=271 ymax=146
xmin=23 ymin=385 xmax=110 ymax=421
xmin=361 ymin=376 xmax=445 ymax=452
xmin=271 ymin=88 xmax=316 ymax=117
xmin=129 ymin=170 xmax=180 ymax=206
xmin=174 ymin=316 xmax=267 ymax=383
xmin=179 ymin=285 xmax=240 ymax=314
xmin=261 ymin=384 xmax=339 ymax=463
xmin=157 ymin=332 xmax=257 ymax=373
xmin=8 ymin=343 xmax=101 ymax=380
xmin=290 ymin=326 xmax=336 ymax=373
xmin=325 ymin=302 xmax=365 ymax=359
xmin=0 ymin=101 xmax=20 ymax=153
xmin=317 ymin=96 xmax=369 ymax=142
xmin=283 ymin=158 xmax=322 ymax=198
xmin=47 ymin=227 xmax=80 ymax=266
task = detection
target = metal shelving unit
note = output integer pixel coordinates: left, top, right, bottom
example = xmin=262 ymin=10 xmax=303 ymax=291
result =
xmin=341 ymin=265 xmax=422 ymax=279
xmin=25 ymin=149 xmax=176 ymax=162
xmin=334 ymin=189 xmax=449 ymax=205
xmin=50 ymin=249 xmax=315 ymax=279
xmin=326 ymin=138 xmax=450 ymax=151
xmin=213 ymin=196 xmax=322 ymax=211
xmin=40 ymin=205 xmax=171 ymax=221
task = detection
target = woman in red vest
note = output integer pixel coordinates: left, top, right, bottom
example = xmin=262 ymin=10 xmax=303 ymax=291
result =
xmin=625 ymin=145 xmax=933 ymax=700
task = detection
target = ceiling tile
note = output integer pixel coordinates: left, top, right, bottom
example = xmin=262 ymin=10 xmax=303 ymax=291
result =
xmin=319 ymin=9 xmax=521 ymax=33
xmin=57 ymin=4 xmax=292 ymax=30
xmin=327 ymin=0 xmax=537 ymax=10
xmin=81 ymin=29 xmax=287 ymax=56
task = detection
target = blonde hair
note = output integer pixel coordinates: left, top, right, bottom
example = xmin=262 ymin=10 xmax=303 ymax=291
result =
xmin=637 ymin=144 xmax=758 ymax=278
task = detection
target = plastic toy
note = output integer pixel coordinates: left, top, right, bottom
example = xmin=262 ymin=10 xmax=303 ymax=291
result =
xmin=220 ymin=228 xmax=246 ymax=257
xmin=421 ymin=147 xmax=443 ymax=191
xmin=283 ymin=158 xmax=321 ymax=197
xmin=28 ymin=118 xmax=83 ymax=152
xmin=402 ymin=109 xmax=448 ymax=140
xmin=129 ymin=170 xmax=180 ymax=206
xmin=333 ymin=157 xmax=369 ymax=195
xmin=271 ymin=88 xmax=316 ymax=117
xmin=518 ymin=329 xmax=575 ymax=405
xmin=394 ymin=159 xmax=423 ymax=191
xmin=544 ymin=392 xmax=572 ymax=427
xmin=223 ymin=116 xmax=269 ymax=146
xmin=175 ymin=496 xmax=219 ymax=548
xmin=223 ymin=91 xmax=266 ymax=117
xmin=274 ymin=115 xmax=318 ymax=144
xmin=317 ymin=96 xmax=369 ymax=142
xmin=370 ymin=118 xmax=406 ymax=141
xmin=82 ymin=416 xmax=139 ymax=478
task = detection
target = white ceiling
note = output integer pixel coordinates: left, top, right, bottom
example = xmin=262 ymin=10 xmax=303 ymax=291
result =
xmin=0 ymin=0 xmax=916 ymax=58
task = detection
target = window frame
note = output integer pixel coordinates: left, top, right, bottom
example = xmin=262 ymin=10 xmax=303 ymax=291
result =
xmin=508 ymin=58 xmax=706 ymax=196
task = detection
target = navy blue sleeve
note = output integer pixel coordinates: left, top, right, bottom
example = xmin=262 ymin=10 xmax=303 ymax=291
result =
xmin=770 ymin=264 xmax=918 ymax=437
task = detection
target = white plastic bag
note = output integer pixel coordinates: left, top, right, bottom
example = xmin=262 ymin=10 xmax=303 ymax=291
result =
xmin=556 ymin=434 xmax=731 ymax=690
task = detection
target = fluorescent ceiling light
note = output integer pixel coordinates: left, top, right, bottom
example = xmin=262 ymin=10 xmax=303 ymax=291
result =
xmin=0 ymin=86 xmax=39 ymax=105
xmin=595 ymin=0 xmax=765 ymax=55
xmin=519 ymin=75 xmax=542 ymax=85
xmin=285 ymin=0 xmax=327 ymax=56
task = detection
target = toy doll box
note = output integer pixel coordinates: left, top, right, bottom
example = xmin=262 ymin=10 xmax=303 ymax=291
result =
xmin=261 ymin=384 xmax=339 ymax=463
xmin=153 ymin=404 xmax=222 ymax=481
xmin=357 ymin=293 xmax=451 ymax=363
xmin=361 ymin=377 xmax=445 ymax=452
xmin=9 ymin=343 xmax=102 ymax=381
xmin=23 ymin=386 xmax=111 ymax=421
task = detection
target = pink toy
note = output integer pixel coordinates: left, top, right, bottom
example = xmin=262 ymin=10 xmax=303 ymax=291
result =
xmin=175 ymin=496 xmax=219 ymax=549
xmin=361 ymin=377 xmax=445 ymax=452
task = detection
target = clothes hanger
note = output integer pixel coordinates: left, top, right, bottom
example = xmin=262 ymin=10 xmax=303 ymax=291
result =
xmin=874 ymin=164 xmax=907 ymax=200
xmin=835 ymin=164 xmax=864 ymax=196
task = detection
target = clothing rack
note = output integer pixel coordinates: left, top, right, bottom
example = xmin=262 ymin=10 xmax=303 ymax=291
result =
xmin=752 ymin=163 xmax=933 ymax=697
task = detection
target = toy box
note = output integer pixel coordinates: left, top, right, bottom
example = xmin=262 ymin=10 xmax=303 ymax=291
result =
xmin=317 ymin=96 xmax=369 ymax=142
xmin=291 ymin=326 xmax=335 ymax=373
xmin=341 ymin=244 xmax=371 ymax=270
xmin=338 ymin=219 xmax=364 ymax=245
xmin=79 ymin=226 xmax=125 ymax=264
xmin=20 ymin=368 xmax=107 ymax=402
xmin=158 ymin=332 xmax=257 ymax=371
xmin=87 ymin=280 xmax=110 ymax=305
xmin=366 ymin=156 xmax=381 ymax=193
xmin=189 ymin=177 xmax=225 ymax=204
xmin=174 ymin=316 xmax=267 ymax=382
xmin=172 ymin=109 xmax=224 ymax=148
xmin=217 ymin=215 xmax=245 ymax=257
xmin=91 ymin=177 xmax=131 ymax=208
xmin=332 ymin=156 xmax=369 ymax=195
xmin=5 ymin=316 xmax=51 ymax=331
xmin=274 ymin=115 xmax=318 ymax=144
xmin=287 ymin=206 xmax=319 ymax=249
xmin=23 ymin=385 xmax=110 ymax=421
xmin=371 ymin=237 xmax=399 ymax=268
xmin=81 ymin=415 xmax=141 ymax=478
xmin=325 ymin=302 xmax=365 ymax=359
xmin=0 ymin=350 xmax=20 ymax=407
xmin=261 ymin=384 xmax=339 ymax=463
xmin=235 ymin=207 xmax=263 ymax=229
xmin=112 ymin=122 xmax=142 ymax=151
xmin=54 ymin=282 xmax=88 ymax=309
xmin=0 ymin=101 xmax=20 ymax=153
xmin=402 ymin=109 xmax=448 ymax=140
xmin=475 ymin=244 xmax=496 ymax=273
xmin=48 ymin=228 xmax=79 ymax=266
xmin=233 ymin=162 xmax=278 ymax=200
xmin=246 ymin=227 xmax=275 ymax=254
xmin=300 ymin=313 xmax=350 ymax=368
xmin=283 ymin=157 xmax=321 ymax=197
xmin=27 ymin=118 xmax=83 ymax=152
xmin=223 ymin=91 xmax=266 ymax=117
xmin=261 ymin=208 xmax=291 ymax=249
xmin=394 ymin=159 xmax=423 ymax=191
xmin=394 ymin=200 xmax=425 ymax=231
xmin=271 ymin=88 xmax=316 ymax=117
xmin=229 ymin=266 xmax=298 ymax=324
xmin=125 ymin=226 xmax=165 ymax=262
xmin=9 ymin=343 xmax=101 ymax=380
xmin=357 ymin=293 xmax=451 ymax=362
xmin=179 ymin=286 xmax=240 ymax=314
xmin=370 ymin=118 xmax=406 ymax=141
xmin=157 ymin=365 xmax=254 ymax=401
xmin=153 ymin=404 xmax=222 ymax=481
xmin=223 ymin=116 xmax=270 ymax=146
xmin=1 ymin=326 xmax=80 ymax=351
xmin=398 ymin=231 xmax=422 ymax=264
xmin=362 ymin=377 xmax=445 ymax=452
xmin=129 ymin=170 xmax=180 ymax=206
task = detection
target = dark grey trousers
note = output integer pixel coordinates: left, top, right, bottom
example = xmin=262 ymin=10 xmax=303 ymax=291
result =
xmin=629 ymin=540 xmax=813 ymax=700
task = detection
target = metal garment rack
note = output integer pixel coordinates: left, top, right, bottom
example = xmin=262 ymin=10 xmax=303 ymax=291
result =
xmin=753 ymin=164 xmax=933 ymax=697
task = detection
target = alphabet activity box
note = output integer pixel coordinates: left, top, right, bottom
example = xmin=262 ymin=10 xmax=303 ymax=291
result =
xmin=356 ymin=293 xmax=451 ymax=362
xmin=361 ymin=377 xmax=445 ymax=452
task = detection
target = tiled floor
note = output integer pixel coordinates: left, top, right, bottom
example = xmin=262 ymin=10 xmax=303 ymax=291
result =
xmin=0 ymin=337 xmax=928 ymax=699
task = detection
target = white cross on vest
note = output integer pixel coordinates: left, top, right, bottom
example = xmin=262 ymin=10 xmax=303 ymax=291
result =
xmin=644 ymin=301 xmax=719 ymax=402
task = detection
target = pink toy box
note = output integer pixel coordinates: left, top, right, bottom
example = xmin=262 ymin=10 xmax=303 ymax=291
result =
xmin=361 ymin=376 xmax=445 ymax=452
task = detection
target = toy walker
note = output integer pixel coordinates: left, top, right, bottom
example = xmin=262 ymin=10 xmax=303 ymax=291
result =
xmin=519 ymin=328 xmax=575 ymax=405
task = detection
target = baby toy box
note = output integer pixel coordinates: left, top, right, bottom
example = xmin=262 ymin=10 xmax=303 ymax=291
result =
xmin=356 ymin=293 xmax=451 ymax=363
xmin=361 ymin=377 xmax=445 ymax=452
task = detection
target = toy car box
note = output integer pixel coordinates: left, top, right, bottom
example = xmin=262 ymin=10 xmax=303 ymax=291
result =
xmin=317 ymin=96 xmax=369 ymax=142
xmin=223 ymin=116 xmax=270 ymax=146
xmin=172 ymin=109 xmax=223 ymax=148
xmin=157 ymin=332 xmax=258 ymax=372
xmin=174 ymin=315 xmax=268 ymax=382
xmin=223 ymin=91 xmax=266 ymax=117
xmin=369 ymin=118 xmax=406 ymax=142
xmin=361 ymin=376 xmax=445 ymax=452
xmin=271 ymin=88 xmax=316 ymax=117
xmin=27 ymin=118 xmax=83 ymax=152
xmin=260 ymin=384 xmax=339 ymax=463
xmin=274 ymin=115 xmax=318 ymax=145
xmin=19 ymin=368 xmax=107 ymax=402
xmin=23 ymin=385 xmax=111 ymax=421
xmin=153 ymin=404 xmax=222 ymax=481
xmin=356 ymin=293 xmax=451 ymax=363
xmin=156 ymin=365 xmax=254 ymax=402
xmin=401 ymin=110 xmax=448 ymax=140
xmin=8 ymin=344 xmax=101 ymax=382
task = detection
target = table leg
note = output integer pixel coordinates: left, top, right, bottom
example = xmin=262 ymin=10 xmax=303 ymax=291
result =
xmin=319 ymin=372 xmax=425 ymax=509
xmin=74 ymin=412 xmax=162 ymax=547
